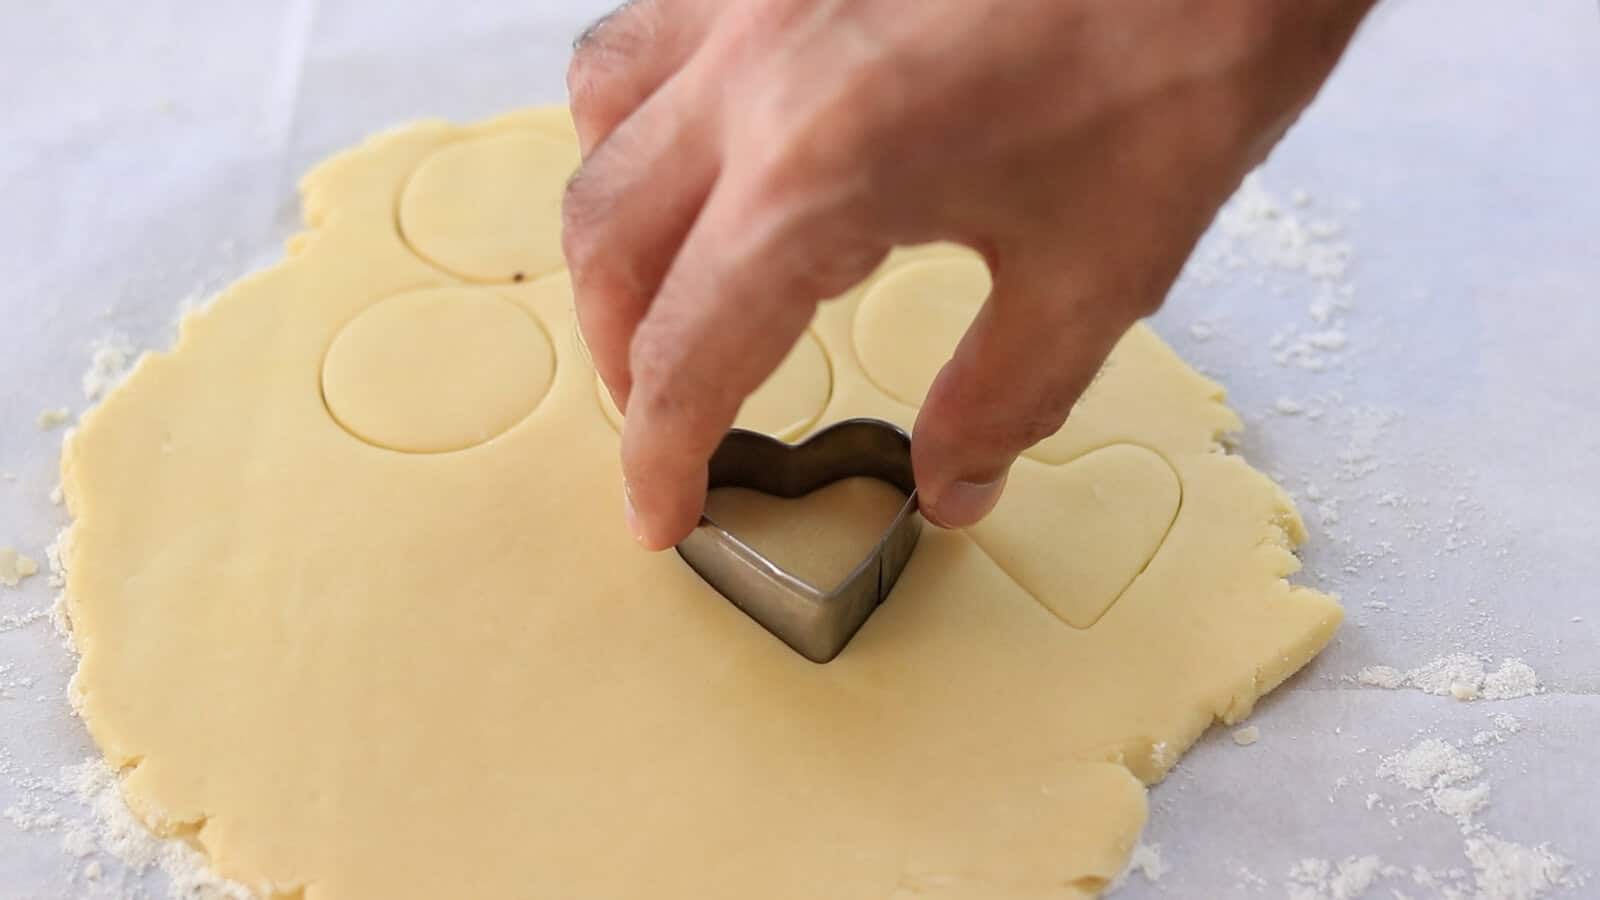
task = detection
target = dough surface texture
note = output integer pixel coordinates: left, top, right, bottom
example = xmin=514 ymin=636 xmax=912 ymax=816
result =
xmin=704 ymin=477 xmax=911 ymax=591
xmin=62 ymin=107 xmax=1341 ymax=899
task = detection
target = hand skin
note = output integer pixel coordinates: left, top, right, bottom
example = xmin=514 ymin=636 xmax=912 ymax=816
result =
xmin=563 ymin=0 xmax=1376 ymax=550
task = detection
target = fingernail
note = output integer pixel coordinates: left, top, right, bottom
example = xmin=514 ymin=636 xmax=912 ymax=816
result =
xmin=622 ymin=481 xmax=647 ymax=546
xmin=928 ymin=476 xmax=1006 ymax=529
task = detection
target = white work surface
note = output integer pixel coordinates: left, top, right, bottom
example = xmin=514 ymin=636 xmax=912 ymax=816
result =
xmin=2 ymin=2 xmax=1597 ymax=897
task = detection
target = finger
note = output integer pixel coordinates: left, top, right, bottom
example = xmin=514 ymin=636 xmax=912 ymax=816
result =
xmin=619 ymin=181 xmax=890 ymax=550
xmin=563 ymin=74 xmax=720 ymax=410
xmin=568 ymin=0 xmax=721 ymax=157
xmin=911 ymin=253 xmax=1149 ymax=529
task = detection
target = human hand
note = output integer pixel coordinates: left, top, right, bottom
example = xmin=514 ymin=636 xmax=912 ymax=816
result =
xmin=563 ymin=0 xmax=1373 ymax=550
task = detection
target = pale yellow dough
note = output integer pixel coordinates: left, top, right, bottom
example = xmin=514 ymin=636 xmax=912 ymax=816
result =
xmin=705 ymin=477 xmax=911 ymax=591
xmin=63 ymin=106 xmax=1341 ymax=900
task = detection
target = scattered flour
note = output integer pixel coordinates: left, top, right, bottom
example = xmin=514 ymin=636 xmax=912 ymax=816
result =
xmin=1357 ymin=655 xmax=1540 ymax=701
xmin=0 ymin=544 xmax=41 ymax=586
xmin=82 ymin=333 xmax=136 ymax=400
xmin=1472 ymin=714 xmax=1525 ymax=747
xmin=1213 ymin=174 xmax=1354 ymax=283
xmin=1287 ymin=855 xmax=1393 ymax=900
xmin=1132 ymin=174 xmax=1576 ymax=899
xmin=1111 ymin=842 xmax=1170 ymax=890
xmin=1232 ymin=726 xmax=1261 ymax=747
xmin=1465 ymin=835 xmax=1573 ymax=900
xmin=1333 ymin=407 xmax=1400 ymax=481
xmin=1378 ymin=738 xmax=1481 ymax=792
xmin=0 ymin=607 xmax=50 ymax=633
xmin=1149 ymin=740 xmax=1173 ymax=771
xmin=61 ymin=758 xmax=260 ymax=900
xmin=0 ymin=546 xmax=41 ymax=587
xmin=1284 ymin=720 xmax=1578 ymax=900
xmin=1434 ymin=782 xmax=1492 ymax=828
xmin=36 ymin=407 xmax=71 ymax=429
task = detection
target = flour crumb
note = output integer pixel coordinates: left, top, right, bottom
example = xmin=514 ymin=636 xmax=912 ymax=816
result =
xmin=1465 ymin=835 xmax=1573 ymax=900
xmin=1491 ymin=713 xmax=1522 ymax=734
xmin=36 ymin=407 xmax=71 ymax=429
xmin=1358 ymin=665 xmax=1404 ymax=689
xmin=1149 ymin=740 xmax=1173 ymax=770
xmin=1232 ymin=726 xmax=1261 ymax=747
xmin=1434 ymin=781 xmax=1491 ymax=829
xmin=62 ymin=758 xmax=259 ymax=900
xmin=1334 ymin=407 xmax=1399 ymax=481
xmin=0 ymin=547 xmax=40 ymax=587
xmin=1355 ymin=655 xmax=1538 ymax=701
xmin=1378 ymin=738 xmax=1480 ymax=791
xmin=1305 ymin=329 xmax=1348 ymax=351
xmin=1470 ymin=711 xmax=1526 ymax=747
xmin=82 ymin=333 xmax=136 ymax=400
xmin=44 ymin=529 xmax=69 ymax=590
xmin=62 ymin=824 xmax=97 ymax=857
xmin=1288 ymin=855 xmax=1390 ymax=900
xmin=1215 ymin=174 xmax=1353 ymax=282
xmin=1481 ymin=659 xmax=1539 ymax=700
xmin=1275 ymin=397 xmax=1304 ymax=415
xmin=1125 ymin=843 xmax=1169 ymax=884
xmin=1189 ymin=321 xmax=1215 ymax=342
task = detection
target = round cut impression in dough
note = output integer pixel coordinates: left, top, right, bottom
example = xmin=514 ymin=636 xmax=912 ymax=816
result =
xmin=851 ymin=253 xmax=990 ymax=407
xmin=398 ymin=131 xmax=578 ymax=283
xmin=321 ymin=286 xmax=555 ymax=453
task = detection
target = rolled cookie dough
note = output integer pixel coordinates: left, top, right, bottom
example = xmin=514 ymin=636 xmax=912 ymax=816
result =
xmin=704 ymin=477 xmax=911 ymax=591
xmin=61 ymin=106 xmax=1341 ymax=899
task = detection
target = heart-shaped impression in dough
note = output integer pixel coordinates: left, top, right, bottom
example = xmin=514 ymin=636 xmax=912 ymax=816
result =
xmin=675 ymin=419 xmax=923 ymax=664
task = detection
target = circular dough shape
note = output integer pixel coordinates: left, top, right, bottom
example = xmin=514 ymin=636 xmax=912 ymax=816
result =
xmin=597 ymin=329 xmax=833 ymax=441
xmin=399 ymin=132 xmax=578 ymax=282
xmin=853 ymin=254 xmax=991 ymax=407
xmin=322 ymin=287 xmax=554 ymax=453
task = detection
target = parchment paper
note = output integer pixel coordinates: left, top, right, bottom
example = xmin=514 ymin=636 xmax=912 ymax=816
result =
xmin=3 ymin=1 xmax=1596 ymax=896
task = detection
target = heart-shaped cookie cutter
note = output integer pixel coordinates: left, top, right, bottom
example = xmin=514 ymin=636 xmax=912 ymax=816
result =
xmin=676 ymin=418 xmax=923 ymax=663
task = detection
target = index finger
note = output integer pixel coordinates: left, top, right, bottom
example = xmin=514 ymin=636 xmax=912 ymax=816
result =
xmin=619 ymin=185 xmax=888 ymax=549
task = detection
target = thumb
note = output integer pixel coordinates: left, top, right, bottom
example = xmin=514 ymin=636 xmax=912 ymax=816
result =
xmin=910 ymin=257 xmax=1144 ymax=529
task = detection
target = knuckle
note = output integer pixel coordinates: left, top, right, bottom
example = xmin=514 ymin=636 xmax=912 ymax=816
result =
xmin=627 ymin=325 xmax=696 ymax=403
xmin=560 ymin=170 xmax=615 ymax=274
xmin=559 ymin=181 xmax=598 ymax=270
xmin=625 ymin=337 xmax=733 ymax=456
xmin=940 ymin=388 xmax=1070 ymax=455
xmin=737 ymin=54 xmax=904 ymax=190
xmin=565 ymin=46 xmax=612 ymax=120
xmin=567 ymin=3 xmax=652 ymax=122
xmin=1004 ymin=410 xmax=1070 ymax=450
xmin=963 ymin=411 xmax=1065 ymax=457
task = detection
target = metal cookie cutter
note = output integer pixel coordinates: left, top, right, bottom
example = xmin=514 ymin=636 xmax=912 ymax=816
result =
xmin=675 ymin=418 xmax=924 ymax=663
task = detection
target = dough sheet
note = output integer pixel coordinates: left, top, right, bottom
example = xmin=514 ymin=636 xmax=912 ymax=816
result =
xmin=61 ymin=106 xmax=1341 ymax=899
